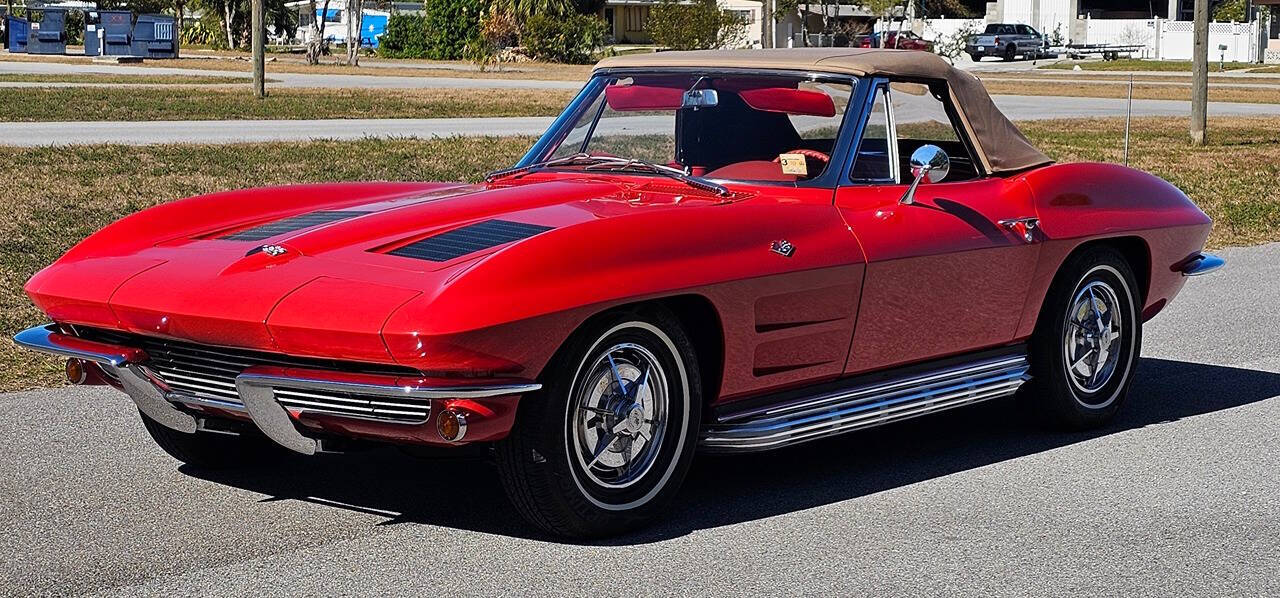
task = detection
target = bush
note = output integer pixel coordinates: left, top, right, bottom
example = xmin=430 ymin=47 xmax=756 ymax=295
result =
xmin=379 ymin=0 xmax=483 ymax=60
xmin=522 ymin=13 xmax=606 ymax=64
xmin=646 ymin=0 xmax=745 ymax=51
xmin=377 ymin=14 xmax=431 ymax=58
xmin=423 ymin=0 xmax=486 ymax=60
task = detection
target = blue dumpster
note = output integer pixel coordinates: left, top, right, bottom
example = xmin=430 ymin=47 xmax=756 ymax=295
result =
xmin=26 ymin=8 xmax=67 ymax=55
xmin=131 ymin=14 xmax=175 ymax=58
xmin=99 ymin=10 xmax=132 ymax=56
xmin=6 ymin=16 xmax=27 ymax=53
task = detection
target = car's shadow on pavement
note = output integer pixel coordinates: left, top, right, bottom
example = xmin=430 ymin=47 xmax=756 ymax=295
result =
xmin=180 ymin=357 xmax=1280 ymax=544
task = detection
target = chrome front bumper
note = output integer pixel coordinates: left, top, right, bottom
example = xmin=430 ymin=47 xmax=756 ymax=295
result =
xmin=14 ymin=323 xmax=540 ymax=454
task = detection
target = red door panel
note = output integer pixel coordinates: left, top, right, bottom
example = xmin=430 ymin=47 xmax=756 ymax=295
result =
xmin=836 ymin=177 xmax=1040 ymax=374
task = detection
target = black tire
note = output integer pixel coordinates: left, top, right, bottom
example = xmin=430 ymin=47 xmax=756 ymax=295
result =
xmin=1025 ymin=246 xmax=1142 ymax=430
xmin=1004 ymin=44 xmax=1018 ymax=61
xmin=140 ymin=411 xmax=280 ymax=469
xmin=969 ymin=52 xmax=983 ymax=62
xmin=495 ymin=307 xmax=702 ymax=538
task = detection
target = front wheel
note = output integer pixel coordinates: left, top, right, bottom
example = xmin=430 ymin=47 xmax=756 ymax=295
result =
xmin=1025 ymin=246 xmax=1142 ymax=429
xmin=495 ymin=308 xmax=701 ymax=538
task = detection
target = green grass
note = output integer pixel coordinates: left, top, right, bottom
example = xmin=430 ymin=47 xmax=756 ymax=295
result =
xmin=0 ymin=73 xmax=259 ymax=85
xmin=0 ymin=87 xmax=577 ymax=122
xmin=3 ymin=116 xmax=1278 ymax=391
xmin=1041 ymin=59 xmax=1261 ymax=72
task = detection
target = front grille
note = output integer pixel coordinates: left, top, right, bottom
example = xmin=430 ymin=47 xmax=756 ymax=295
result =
xmin=78 ymin=328 xmax=430 ymax=423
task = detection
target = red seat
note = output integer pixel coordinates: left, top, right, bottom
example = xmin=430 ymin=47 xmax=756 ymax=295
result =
xmin=704 ymin=160 xmax=798 ymax=182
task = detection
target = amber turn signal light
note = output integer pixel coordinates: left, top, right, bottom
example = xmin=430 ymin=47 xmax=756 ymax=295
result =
xmin=437 ymin=408 xmax=468 ymax=442
xmin=65 ymin=358 xmax=87 ymax=385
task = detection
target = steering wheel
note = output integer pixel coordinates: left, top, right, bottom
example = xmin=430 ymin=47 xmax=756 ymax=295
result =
xmin=774 ymin=149 xmax=830 ymax=165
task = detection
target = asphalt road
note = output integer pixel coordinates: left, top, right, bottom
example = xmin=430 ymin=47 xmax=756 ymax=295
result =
xmin=1 ymin=241 xmax=1276 ymax=595
xmin=2 ymin=95 xmax=1279 ymax=147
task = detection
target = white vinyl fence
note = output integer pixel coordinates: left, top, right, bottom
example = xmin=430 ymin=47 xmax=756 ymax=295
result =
xmin=1082 ymin=17 xmax=1259 ymax=62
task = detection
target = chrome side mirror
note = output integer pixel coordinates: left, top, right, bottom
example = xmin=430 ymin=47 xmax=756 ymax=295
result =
xmin=900 ymin=145 xmax=950 ymax=205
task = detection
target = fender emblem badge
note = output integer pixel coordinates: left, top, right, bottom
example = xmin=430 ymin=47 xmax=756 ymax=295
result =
xmin=770 ymin=240 xmax=795 ymax=257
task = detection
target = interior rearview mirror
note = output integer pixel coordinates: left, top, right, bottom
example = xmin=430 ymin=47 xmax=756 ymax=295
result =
xmin=682 ymin=89 xmax=719 ymax=109
xmin=900 ymin=145 xmax=950 ymax=205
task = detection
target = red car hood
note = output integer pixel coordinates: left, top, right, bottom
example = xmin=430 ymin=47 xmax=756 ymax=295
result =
xmin=27 ymin=176 xmax=667 ymax=362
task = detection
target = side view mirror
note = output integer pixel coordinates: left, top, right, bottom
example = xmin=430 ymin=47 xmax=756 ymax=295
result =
xmin=900 ymin=145 xmax=950 ymax=205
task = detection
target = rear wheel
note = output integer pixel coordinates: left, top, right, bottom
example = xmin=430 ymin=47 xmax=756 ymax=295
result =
xmin=140 ymin=412 xmax=280 ymax=468
xmin=969 ymin=52 xmax=983 ymax=62
xmin=1004 ymin=44 xmax=1018 ymax=61
xmin=1025 ymin=246 xmax=1142 ymax=429
xmin=495 ymin=308 xmax=701 ymax=538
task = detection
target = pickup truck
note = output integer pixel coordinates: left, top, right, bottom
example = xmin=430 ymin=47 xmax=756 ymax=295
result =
xmin=966 ymin=23 xmax=1048 ymax=62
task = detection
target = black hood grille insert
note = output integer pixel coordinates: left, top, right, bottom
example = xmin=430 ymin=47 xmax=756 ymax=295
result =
xmin=388 ymin=220 xmax=553 ymax=262
xmin=221 ymin=210 xmax=369 ymax=241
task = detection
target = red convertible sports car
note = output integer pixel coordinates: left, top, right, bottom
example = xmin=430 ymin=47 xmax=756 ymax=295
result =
xmin=16 ymin=49 xmax=1221 ymax=538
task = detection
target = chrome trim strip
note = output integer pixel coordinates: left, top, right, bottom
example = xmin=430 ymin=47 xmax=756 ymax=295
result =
xmin=13 ymin=324 xmax=146 ymax=368
xmin=1180 ymin=253 xmax=1224 ymax=276
xmin=112 ymin=364 xmax=199 ymax=434
xmin=701 ymin=354 xmax=1031 ymax=453
xmin=235 ymin=368 xmax=541 ymax=400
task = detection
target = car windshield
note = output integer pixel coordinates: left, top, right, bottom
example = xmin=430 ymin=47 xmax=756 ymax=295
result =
xmin=530 ymin=72 xmax=855 ymax=183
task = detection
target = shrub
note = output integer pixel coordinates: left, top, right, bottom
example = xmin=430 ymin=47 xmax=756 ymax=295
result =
xmin=522 ymin=13 xmax=606 ymax=64
xmin=423 ymin=0 xmax=486 ymax=60
xmin=377 ymin=14 xmax=431 ymax=58
xmin=379 ymin=0 xmax=484 ymax=60
xmin=646 ymin=0 xmax=746 ymax=51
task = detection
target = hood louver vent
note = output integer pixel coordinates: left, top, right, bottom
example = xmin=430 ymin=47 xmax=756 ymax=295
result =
xmin=388 ymin=220 xmax=553 ymax=262
xmin=220 ymin=210 xmax=369 ymax=242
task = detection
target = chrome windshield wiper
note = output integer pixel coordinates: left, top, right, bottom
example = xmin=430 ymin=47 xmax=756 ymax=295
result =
xmin=484 ymin=153 xmax=603 ymax=182
xmin=582 ymin=157 xmax=731 ymax=197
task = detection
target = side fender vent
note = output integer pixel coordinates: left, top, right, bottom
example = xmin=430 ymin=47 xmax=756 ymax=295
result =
xmin=388 ymin=220 xmax=553 ymax=262
xmin=220 ymin=210 xmax=369 ymax=241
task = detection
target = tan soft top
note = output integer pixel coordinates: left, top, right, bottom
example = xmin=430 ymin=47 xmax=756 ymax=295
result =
xmin=595 ymin=49 xmax=1051 ymax=174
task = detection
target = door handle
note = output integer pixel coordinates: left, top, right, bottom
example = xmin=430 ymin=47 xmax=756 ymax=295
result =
xmin=998 ymin=217 xmax=1039 ymax=243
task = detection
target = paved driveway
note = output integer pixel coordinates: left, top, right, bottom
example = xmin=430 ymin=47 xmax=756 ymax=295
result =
xmin=1 ymin=242 xmax=1276 ymax=595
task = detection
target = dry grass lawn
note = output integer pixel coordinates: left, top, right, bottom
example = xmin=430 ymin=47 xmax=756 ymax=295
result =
xmin=980 ymin=79 xmax=1280 ymax=104
xmin=2 ymin=116 xmax=1277 ymax=390
xmin=0 ymin=86 xmax=577 ymax=122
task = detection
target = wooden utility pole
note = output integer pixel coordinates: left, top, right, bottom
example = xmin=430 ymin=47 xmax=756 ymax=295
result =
xmin=1190 ymin=0 xmax=1209 ymax=145
xmin=252 ymin=0 xmax=265 ymax=98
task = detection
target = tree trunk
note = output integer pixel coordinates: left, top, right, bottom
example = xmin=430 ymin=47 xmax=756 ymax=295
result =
xmin=174 ymin=0 xmax=184 ymax=59
xmin=222 ymin=2 xmax=237 ymax=50
xmin=345 ymin=0 xmax=362 ymax=66
xmin=761 ymin=0 xmax=771 ymax=48
xmin=305 ymin=0 xmax=331 ymax=64
xmin=252 ymin=0 xmax=265 ymax=98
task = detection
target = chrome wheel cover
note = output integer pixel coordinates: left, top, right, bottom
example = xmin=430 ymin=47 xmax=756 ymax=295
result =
xmin=570 ymin=342 xmax=669 ymax=490
xmin=1063 ymin=278 xmax=1124 ymax=400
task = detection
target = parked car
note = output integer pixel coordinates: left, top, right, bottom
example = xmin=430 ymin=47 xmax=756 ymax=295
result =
xmin=859 ymin=30 xmax=934 ymax=52
xmin=15 ymin=49 xmax=1221 ymax=539
xmin=967 ymin=23 xmax=1048 ymax=61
